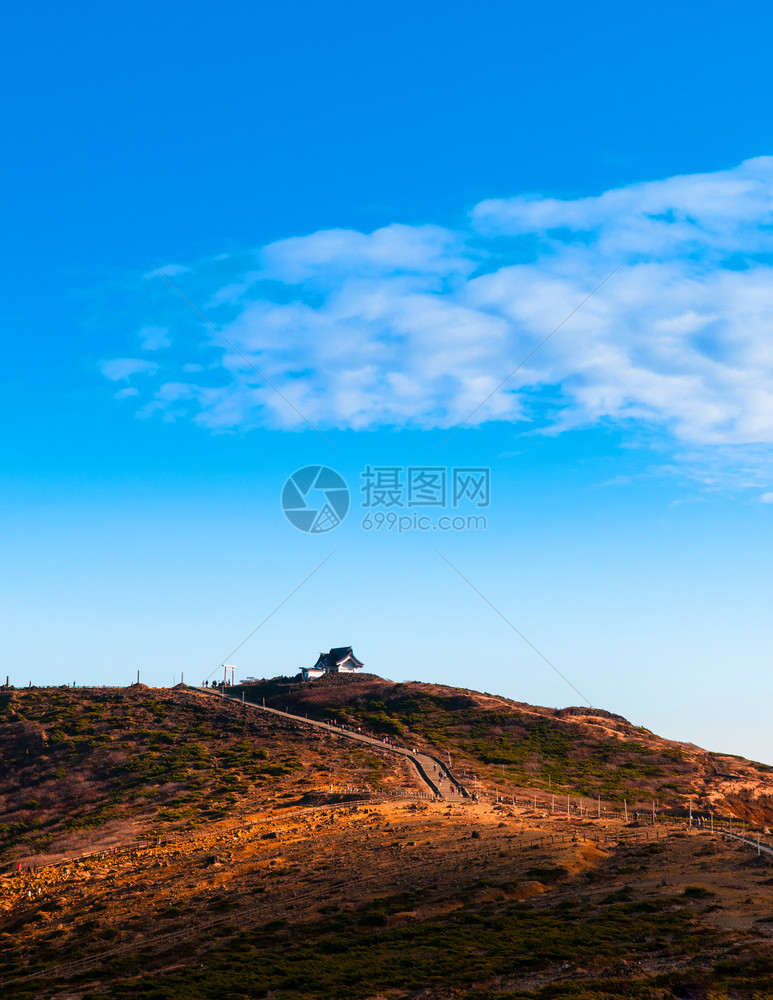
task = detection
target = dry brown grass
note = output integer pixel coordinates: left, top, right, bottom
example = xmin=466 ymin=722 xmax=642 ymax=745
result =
xmin=4 ymin=683 xmax=773 ymax=997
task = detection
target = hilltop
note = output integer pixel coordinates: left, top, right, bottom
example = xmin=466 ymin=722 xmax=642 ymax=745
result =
xmin=3 ymin=679 xmax=773 ymax=999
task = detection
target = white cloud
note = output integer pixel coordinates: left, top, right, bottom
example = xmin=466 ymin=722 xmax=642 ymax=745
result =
xmin=101 ymin=358 xmax=158 ymax=381
xmin=110 ymin=157 xmax=773 ymax=458
xmin=472 ymin=156 xmax=773 ymax=259
xmin=761 ymin=492 xmax=773 ymax=503
xmin=261 ymin=223 xmax=475 ymax=283
xmin=138 ymin=325 xmax=170 ymax=350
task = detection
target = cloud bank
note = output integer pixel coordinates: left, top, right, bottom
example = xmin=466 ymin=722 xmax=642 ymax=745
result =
xmin=114 ymin=157 xmax=773 ymax=448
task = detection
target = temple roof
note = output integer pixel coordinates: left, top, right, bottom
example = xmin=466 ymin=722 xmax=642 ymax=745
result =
xmin=314 ymin=647 xmax=364 ymax=668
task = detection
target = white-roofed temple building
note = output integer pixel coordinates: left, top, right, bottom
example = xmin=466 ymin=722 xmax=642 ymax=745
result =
xmin=301 ymin=646 xmax=364 ymax=682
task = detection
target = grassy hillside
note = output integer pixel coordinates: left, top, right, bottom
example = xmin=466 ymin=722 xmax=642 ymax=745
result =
xmin=0 ymin=685 xmax=417 ymax=866
xmin=4 ymin=681 xmax=773 ymax=999
xmin=243 ymin=674 xmax=773 ymax=821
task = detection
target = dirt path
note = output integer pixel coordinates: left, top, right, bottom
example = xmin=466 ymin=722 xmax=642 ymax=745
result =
xmin=206 ymin=689 xmax=469 ymax=802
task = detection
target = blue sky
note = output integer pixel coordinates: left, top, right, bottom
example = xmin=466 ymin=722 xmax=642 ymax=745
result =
xmin=3 ymin=1 xmax=773 ymax=762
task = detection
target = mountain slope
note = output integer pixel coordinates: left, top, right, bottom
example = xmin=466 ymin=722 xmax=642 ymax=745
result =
xmin=4 ymin=679 xmax=773 ymax=999
xmin=244 ymin=673 xmax=773 ymax=825
xmin=0 ymin=685 xmax=420 ymax=866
